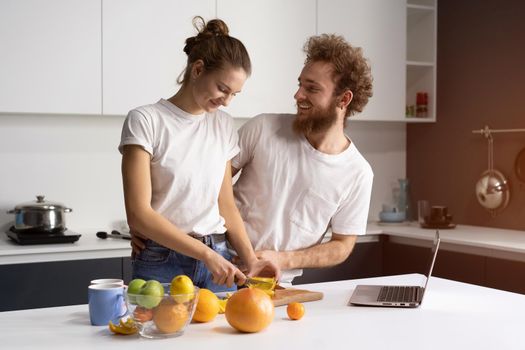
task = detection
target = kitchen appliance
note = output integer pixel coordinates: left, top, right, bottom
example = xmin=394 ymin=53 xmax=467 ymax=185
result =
xmin=5 ymin=226 xmax=81 ymax=245
xmin=7 ymin=195 xmax=72 ymax=232
xmin=5 ymin=195 xmax=80 ymax=245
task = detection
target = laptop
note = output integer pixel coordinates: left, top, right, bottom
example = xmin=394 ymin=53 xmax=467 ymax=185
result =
xmin=349 ymin=230 xmax=441 ymax=308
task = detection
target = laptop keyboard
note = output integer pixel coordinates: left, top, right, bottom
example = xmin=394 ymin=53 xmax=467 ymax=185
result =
xmin=377 ymin=286 xmax=419 ymax=303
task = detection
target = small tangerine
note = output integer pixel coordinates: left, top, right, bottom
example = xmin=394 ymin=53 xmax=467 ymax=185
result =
xmin=286 ymin=302 xmax=305 ymax=320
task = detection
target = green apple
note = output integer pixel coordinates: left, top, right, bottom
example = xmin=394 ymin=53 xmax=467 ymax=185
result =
xmin=127 ymin=279 xmax=146 ymax=304
xmin=137 ymin=280 xmax=164 ymax=309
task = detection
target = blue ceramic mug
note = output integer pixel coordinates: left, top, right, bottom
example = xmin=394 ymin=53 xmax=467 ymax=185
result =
xmin=88 ymin=283 xmax=127 ymax=326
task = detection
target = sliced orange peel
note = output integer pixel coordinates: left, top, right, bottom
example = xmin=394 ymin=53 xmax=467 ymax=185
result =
xmin=245 ymin=277 xmax=277 ymax=297
xmin=108 ymin=318 xmax=138 ymax=335
xmin=217 ymin=292 xmax=233 ymax=314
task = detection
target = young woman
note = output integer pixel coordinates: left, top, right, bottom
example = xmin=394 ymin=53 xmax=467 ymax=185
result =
xmin=119 ymin=17 xmax=279 ymax=292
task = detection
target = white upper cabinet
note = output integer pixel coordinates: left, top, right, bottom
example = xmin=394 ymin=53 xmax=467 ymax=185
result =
xmin=102 ymin=0 xmax=215 ymax=116
xmin=0 ymin=0 xmax=421 ymax=120
xmin=0 ymin=0 xmax=101 ymax=115
xmin=318 ymin=0 xmax=406 ymax=121
xmin=217 ymin=0 xmax=317 ymax=118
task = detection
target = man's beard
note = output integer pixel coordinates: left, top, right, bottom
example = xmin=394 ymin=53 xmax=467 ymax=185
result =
xmin=293 ymin=100 xmax=339 ymax=136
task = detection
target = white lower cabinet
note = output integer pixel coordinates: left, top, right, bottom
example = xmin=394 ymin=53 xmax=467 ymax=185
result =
xmin=0 ymin=0 xmax=101 ymax=115
xmin=318 ymin=0 xmax=407 ymax=121
xmin=102 ymin=0 xmax=216 ymax=116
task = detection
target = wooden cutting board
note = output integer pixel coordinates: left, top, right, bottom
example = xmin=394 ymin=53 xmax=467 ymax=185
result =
xmin=272 ymin=286 xmax=323 ymax=307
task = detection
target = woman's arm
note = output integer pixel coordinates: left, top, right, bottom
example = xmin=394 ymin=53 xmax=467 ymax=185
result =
xmin=218 ymin=161 xmax=281 ymax=279
xmin=122 ymin=145 xmax=245 ymax=286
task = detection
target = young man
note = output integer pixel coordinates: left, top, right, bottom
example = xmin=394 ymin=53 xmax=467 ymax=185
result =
xmin=231 ymin=34 xmax=374 ymax=283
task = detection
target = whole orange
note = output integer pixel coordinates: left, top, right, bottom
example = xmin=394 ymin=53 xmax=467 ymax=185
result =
xmin=286 ymin=302 xmax=305 ymax=320
xmin=152 ymin=299 xmax=189 ymax=334
xmin=192 ymin=288 xmax=220 ymax=323
xmin=225 ymin=287 xmax=274 ymax=333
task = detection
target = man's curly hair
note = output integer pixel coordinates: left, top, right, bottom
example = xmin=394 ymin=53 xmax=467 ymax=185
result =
xmin=304 ymin=34 xmax=373 ymax=117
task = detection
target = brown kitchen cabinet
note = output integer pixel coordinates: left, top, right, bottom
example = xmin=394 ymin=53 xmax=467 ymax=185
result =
xmin=296 ymin=235 xmax=525 ymax=295
xmin=0 ymin=257 xmax=132 ymax=312
xmin=485 ymin=257 xmax=525 ymax=294
xmin=382 ymin=236 xmax=525 ymax=294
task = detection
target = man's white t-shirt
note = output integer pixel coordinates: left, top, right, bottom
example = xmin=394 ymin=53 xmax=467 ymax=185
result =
xmin=232 ymin=114 xmax=374 ymax=282
xmin=119 ymin=99 xmax=239 ymax=236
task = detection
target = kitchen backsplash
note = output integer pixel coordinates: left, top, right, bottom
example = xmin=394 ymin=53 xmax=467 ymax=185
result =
xmin=0 ymin=114 xmax=405 ymax=231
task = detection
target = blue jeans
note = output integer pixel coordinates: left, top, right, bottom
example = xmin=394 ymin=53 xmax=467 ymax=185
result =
xmin=132 ymin=235 xmax=237 ymax=293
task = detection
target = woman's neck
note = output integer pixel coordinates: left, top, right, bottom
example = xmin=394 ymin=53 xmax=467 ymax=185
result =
xmin=167 ymin=86 xmax=204 ymax=115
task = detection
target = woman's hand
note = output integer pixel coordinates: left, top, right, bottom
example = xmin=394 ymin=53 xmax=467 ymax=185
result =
xmin=129 ymin=229 xmax=147 ymax=258
xmin=203 ymin=250 xmax=247 ymax=287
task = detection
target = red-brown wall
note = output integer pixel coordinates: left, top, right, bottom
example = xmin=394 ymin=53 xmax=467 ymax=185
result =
xmin=407 ymin=0 xmax=525 ymax=230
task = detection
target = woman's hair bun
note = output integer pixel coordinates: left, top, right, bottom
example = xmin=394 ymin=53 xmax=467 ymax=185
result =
xmin=202 ymin=18 xmax=229 ymax=37
xmin=183 ymin=16 xmax=230 ymax=55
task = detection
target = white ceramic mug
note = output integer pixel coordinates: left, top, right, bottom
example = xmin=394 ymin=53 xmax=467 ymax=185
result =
xmin=90 ymin=278 xmax=124 ymax=286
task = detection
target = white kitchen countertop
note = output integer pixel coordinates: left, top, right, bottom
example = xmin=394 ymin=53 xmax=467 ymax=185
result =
xmin=367 ymin=222 xmax=525 ymax=262
xmin=1 ymin=223 xmax=524 ymax=265
xmin=1 ymin=274 xmax=523 ymax=349
xmin=0 ymin=229 xmax=131 ymax=265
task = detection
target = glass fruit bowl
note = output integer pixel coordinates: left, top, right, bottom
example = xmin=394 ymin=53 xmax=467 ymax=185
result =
xmin=125 ymin=283 xmax=199 ymax=339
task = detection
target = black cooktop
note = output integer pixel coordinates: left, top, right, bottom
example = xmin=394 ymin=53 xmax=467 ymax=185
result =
xmin=5 ymin=226 xmax=81 ymax=245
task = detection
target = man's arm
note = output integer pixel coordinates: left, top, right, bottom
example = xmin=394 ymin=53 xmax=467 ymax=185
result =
xmin=255 ymin=233 xmax=357 ymax=270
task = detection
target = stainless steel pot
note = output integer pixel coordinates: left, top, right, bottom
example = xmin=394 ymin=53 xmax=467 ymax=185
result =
xmin=7 ymin=195 xmax=72 ymax=233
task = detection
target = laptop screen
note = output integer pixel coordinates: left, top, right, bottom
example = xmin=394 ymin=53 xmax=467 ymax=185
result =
xmin=420 ymin=230 xmax=441 ymax=302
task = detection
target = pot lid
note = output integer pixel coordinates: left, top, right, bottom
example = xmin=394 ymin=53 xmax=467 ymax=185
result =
xmin=14 ymin=195 xmax=71 ymax=211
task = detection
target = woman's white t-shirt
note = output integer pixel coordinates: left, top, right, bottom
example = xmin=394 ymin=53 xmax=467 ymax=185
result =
xmin=119 ymin=99 xmax=239 ymax=235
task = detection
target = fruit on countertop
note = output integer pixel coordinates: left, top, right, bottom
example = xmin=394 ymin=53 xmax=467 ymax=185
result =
xmin=153 ymin=299 xmax=189 ymax=334
xmin=108 ymin=318 xmax=138 ymax=335
xmin=170 ymin=275 xmax=195 ymax=303
xmin=225 ymin=287 xmax=274 ymax=333
xmin=133 ymin=306 xmax=153 ymax=322
xmin=192 ymin=288 xmax=220 ymax=323
xmin=136 ymin=280 xmax=164 ymax=308
xmin=218 ymin=292 xmax=233 ymax=314
xmin=246 ymin=276 xmax=277 ymax=297
xmin=286 ymin=302 xmax=305 ymax=320
xmin=218 ymin=298 xmax=228 ymax=314
xmin=126 ymin=279 xmax=146 ymax=304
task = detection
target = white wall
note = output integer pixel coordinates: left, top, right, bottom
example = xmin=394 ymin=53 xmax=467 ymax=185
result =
xmin=0 ymin=115 xmax=405 ymax=233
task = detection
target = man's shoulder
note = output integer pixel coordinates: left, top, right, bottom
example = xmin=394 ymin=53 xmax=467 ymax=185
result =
xmin=348 ymin=143 xmax=374 ymax=178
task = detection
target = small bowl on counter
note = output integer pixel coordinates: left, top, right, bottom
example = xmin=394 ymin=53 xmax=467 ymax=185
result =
xmin=379 ymin=211 xmax=406 ymax=223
